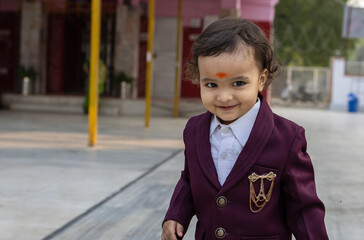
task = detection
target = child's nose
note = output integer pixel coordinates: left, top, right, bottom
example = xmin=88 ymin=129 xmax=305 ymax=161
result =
xmin=217 ymin=90 xmax=233 ymax=102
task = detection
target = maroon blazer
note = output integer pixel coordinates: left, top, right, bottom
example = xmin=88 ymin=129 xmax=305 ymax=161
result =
xmin=163 ymin=95 xmax=328 ymax=240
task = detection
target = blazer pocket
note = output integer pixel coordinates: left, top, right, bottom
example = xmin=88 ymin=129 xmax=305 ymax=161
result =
xmin=240 ymin=236 xmax=279 ymax=240
xmin=248 ymin=165 xmax=278 ymax=213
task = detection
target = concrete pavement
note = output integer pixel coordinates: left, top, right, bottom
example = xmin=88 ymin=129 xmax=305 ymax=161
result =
xmin=0 ymin=111 xmax=186 ymax=240
xmin=0 ymin=107 xmax=364 ymax=240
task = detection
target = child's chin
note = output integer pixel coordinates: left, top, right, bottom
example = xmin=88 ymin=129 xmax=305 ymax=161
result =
xmin=218 ymin=117 xmax=237 ymax=125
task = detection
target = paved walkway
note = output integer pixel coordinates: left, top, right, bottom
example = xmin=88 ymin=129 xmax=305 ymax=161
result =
xmin=0 ymin=107 xmax=363 ymax=240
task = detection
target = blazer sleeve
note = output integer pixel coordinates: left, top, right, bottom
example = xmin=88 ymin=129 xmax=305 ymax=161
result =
xmin=163 ymin=123 xmax=196 ymax=234
xmin=281 ymin=126 xmax=329 ymax=240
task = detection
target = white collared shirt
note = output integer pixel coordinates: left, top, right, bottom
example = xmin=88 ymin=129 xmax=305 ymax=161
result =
xmin=210 ymin=98 xmax=261 ymax=186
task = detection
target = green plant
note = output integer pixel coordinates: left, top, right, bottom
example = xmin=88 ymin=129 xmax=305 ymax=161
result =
xmin=113 ymin=71 xmax=133 ymax=84
xmin=19 ymin=65 xmax=37 ymax=80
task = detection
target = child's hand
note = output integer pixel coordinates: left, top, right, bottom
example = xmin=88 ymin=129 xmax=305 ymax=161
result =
xmin=161 ymin=220 xmax=184 ymax=240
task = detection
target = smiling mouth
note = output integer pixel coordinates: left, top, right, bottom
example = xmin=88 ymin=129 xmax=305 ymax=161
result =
xmin=217 ymin=105 xmax=238 ymax=111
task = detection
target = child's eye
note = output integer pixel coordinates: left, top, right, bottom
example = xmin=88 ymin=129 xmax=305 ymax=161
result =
xmin=206 ymin=82 xmax=217 ymax=88
xmin=233 ymin=81 xmax=245 ymax=87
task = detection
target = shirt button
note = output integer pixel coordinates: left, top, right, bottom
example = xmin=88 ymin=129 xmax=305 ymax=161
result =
xmin=216 ymin=196 xmax=227 ymax=207
xmin=220 ymin=153 xmax=227 ymax=159
xmin=215 ymin=227 xmax=226 ymax=239
xmin=222 ymin=128 xmax=229 ymax=134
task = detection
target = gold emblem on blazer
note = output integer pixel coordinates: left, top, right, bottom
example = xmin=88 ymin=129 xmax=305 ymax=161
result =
xmin=248 ymin=171 xmax=277 ymax=213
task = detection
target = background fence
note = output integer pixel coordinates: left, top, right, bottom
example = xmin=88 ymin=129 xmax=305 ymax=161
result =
xmin=272 ymin=66 xmax=331 ymax=108
xmin=346 ymin=61 xmax=364 ymax=76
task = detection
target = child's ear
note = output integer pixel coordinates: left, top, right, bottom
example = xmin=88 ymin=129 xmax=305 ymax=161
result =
xmin=258 ymin=69 xmax=268 ymax=91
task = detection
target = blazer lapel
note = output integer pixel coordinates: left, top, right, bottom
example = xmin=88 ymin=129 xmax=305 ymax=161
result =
xmin=220 ymin=95 xmax=274 ymax=194
xmin=196 ymin=112 xmax=221 ymax=190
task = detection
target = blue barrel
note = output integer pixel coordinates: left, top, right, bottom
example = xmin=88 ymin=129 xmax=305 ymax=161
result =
xmin=348 ymin=93 xmax=359 ymax=112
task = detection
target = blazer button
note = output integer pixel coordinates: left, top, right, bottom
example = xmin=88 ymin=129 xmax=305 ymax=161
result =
xmin=216 ymin=196 xmax=227 ymax=207
xmin=215 ymin=227 xmax=226 ymax=239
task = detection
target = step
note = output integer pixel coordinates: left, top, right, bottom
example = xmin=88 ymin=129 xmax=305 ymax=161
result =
xmin=3 ymin=94 xmax=84 ymax=105
xmin=1 ymin=94 xmax=205 ymax=117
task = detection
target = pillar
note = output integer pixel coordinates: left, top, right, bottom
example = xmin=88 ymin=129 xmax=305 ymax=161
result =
xmin=114 ymin=4 xmax=140 ymax=99
xmin=19 ymin=1 xmax=42 ymax=94
xmin=220 ymin=0 xmax=241 ymax=18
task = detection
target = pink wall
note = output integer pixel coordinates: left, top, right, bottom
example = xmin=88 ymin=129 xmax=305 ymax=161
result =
xmin=156 ymin=0 xmax=220 ymax=26
xmin=0 ymin=0 xmax=20 ymax=11
xmin=132 ymin=0 xmax=220 ymax=26
xmin=131 ymin=0 xmax=279 ymax=26
xmin=241 ymin=0 xmax=279 ymax=22
xmin=0 ymin=0 xmax=68 ymax=12
xmin=1 ymin=0 xmax=278 ymax=22
xmin=220 ymin=0 xmax=241 ymax=9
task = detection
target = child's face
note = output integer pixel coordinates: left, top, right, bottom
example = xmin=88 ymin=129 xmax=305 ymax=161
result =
xmin=198 ymin=45 xmax=267 ymax=125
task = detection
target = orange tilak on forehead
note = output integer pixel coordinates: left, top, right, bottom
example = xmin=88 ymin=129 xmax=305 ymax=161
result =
xmin=215 ymin=72 xmax=228 ymax=79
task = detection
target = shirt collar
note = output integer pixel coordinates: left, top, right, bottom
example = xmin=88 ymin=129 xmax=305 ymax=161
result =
xmin=210 ymin=98 xmax=261 ymax=146
xmin=210 ymin=114 xmax=220 ymax=137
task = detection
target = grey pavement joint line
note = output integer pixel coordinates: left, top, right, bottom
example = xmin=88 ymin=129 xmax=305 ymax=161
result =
xmin=41 ymin=149 xmax=183 ymax=240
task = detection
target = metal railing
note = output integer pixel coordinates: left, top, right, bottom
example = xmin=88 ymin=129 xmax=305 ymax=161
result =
xmin=346 ymin=61 xmax=364 ymax=76
xmin=272 ymin=66 xmax=331 ymax=107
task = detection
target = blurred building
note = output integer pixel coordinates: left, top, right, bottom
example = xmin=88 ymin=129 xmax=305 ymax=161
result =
xmin=0 ymin=0 xmax=279 ymax=112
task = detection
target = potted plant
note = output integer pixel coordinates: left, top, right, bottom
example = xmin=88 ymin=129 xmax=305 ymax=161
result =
xmin=113 ymin=71 xmax=134 ymax=99
xmin=19 ymin=65 xmax=37 ymax=96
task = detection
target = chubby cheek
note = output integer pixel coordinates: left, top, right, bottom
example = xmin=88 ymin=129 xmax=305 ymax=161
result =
xmin=200 ymin=88 xmax=214 ymax=108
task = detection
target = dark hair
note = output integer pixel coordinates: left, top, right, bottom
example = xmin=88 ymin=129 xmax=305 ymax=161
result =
xmin=186 ymin=18 xmax=279 ymax=88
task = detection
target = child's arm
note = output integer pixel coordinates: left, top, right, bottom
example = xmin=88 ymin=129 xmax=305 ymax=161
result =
xmin=282 ymin=127 xmax=329 ymax=239
xmin=162 ymin=121 xmax=196 ymax=239
xmin=162 ymin=159 xmax=195 ymax=238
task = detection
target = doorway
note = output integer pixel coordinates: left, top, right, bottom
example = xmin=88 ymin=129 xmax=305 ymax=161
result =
xmin=0 ymin=12 xmax=19 ymax=93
